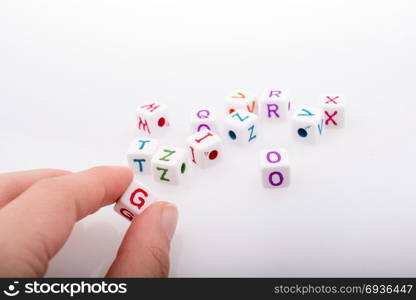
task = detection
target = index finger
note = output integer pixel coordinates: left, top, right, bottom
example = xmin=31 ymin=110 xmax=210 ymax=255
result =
xmin=0 ymin=169 xmax=71 ymax=209
xmin=0 ymin=166 xmax=133 ymax=277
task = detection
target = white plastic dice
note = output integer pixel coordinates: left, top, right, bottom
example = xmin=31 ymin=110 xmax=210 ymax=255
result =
xmin=320 ymin=95 xmax=345 ymax=128
xmin=136 ymin=102 xmax=170 ymax=136
xmin=224 ymin=110 xmax=258 ymax=144
xmin=259 ymin=89 xmax=291 ymax=121
xmin=260 ymin=149 xmax=290 ymax=188
xmin=190 ymin=108 xmax=218 ymax=133
xmin=225 ymin=90 xmax=257 ymax=115
xmin=114 ymin=179 xmax=157 ymax=221
xmin=292 ymin=107 xmax=325 ymax=143
xmin=127 ymin=138 xmax=159 ymax=175
xmin=187 ymin=130 xmax=222 ymax=168
xmin=151 ymin=146 xmax=188 ymax=184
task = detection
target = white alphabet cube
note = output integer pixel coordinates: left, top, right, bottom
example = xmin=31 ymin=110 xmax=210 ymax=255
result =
xmin=151 ymin=146 xmax=188 ymax=185
xmin=320 ymin=95 xmax=345 ymax=128
xmin=114 ymin=179 xmax=157 ymax=221
xmin=190 ymin=108 xmax=218 ymax=133
xmin=187 ymin=130 xmax=222 ymax=168
xmin=259 ymin=89 xmax=291 ymax=121
xmin=225 ymin=90 xmax=257 ymax=115
xmin=260 ymin=149 xmax=290 ymax=189
xmin=127 ymin=138 xmax=159 ymax=175
xmin=224 ymin=110 xmax=258 ymax=145
xmin=292 ymin=107 xmax=325 ymax=143
xmin=136 ymin=102 xmax=170 ymax=136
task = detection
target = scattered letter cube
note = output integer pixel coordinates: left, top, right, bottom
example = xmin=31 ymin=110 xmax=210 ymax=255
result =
xmin=190 ymin=108 xmax=218 ymax=133
xmin=260 ymin=149 xmax=290 ymax=188
xmin=320 ymin=95 xmax=345 ymax=128
xmin=151 ymin=146 xmax=188 ymax=184
xmin=292 ymin=107 xmax=325 ymax=143
xmin=136 ymin=102 xmax=170 ymax=136
xmin=114 ymin=179 xmax=157 ymax=221
xmin=127 ymin=138 xmax=159 ymax=175
xmin=224 ymin=110 xmax=258 ymax=144
xmin=187 ymin=130 xmax=222 ymax=168
xmin=259 ymin=89 xmax=291 ymax=121
xmin=225 ymin=90 xmax=257 ymax=115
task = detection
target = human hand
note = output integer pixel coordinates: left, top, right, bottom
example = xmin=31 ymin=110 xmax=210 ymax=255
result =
xmin=0 ymin=166 xmax=178 ymax=278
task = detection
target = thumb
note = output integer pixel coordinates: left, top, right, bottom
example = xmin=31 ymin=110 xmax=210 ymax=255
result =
xmin=107 ymin=202 xmax=178 ymax=278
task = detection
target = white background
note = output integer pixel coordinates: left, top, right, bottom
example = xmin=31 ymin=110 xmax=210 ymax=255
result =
xmin=1 ymin=0 xmax=415 ymax=277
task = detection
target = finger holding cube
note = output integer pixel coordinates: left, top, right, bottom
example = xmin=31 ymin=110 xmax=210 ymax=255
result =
xmin=187 ymin=130 xmax=222 ymax=168
xmin=151 ymin=146 xmax=188 ymax=185
xmin=225 ymin=90 xmax=257 ymax=115
xmin=136 ymin=102 xmax=170 ymax=136
xmin=260 ymin=149 xmax=290 ymax=189
xmin=292 ymin=107 xmax=325 ymax=143
xmin=224 ymin=110 xmax=259 ymax=145
xmin=320 ymin=95 xmax=345 ymax=128
xmin=127 ymin=138 xmax=159 ymax=175
xmin=259 ymin=89 xmax=291 ymax=121
xmin=114 ymin=179 xmax=157 ymax=221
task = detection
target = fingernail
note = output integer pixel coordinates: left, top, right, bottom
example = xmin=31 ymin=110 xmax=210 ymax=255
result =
xmin=161 ymin=204 xmax=178 ymax=240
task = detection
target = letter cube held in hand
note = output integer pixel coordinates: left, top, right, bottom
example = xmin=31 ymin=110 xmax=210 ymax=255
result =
xmin=114 ymin=179 xmax=157 ymax=221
